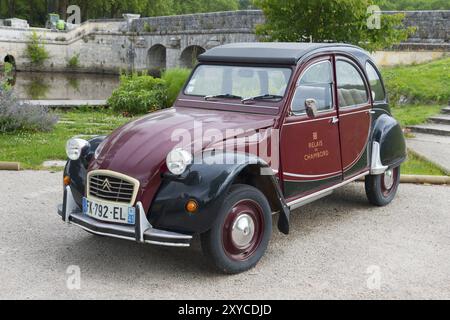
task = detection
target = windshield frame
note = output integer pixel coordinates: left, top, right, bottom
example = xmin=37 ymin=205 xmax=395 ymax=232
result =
xmin=179 ymin=63 xmax=295 ymax=114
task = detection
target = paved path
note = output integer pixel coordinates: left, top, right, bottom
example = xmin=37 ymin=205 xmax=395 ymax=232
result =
xmin=23 ymin=100 xmax=107 ymax=108
xmin=408 ymin=105 xmax=450 ymax=137
xmin=407 ymin=105 xmax=450 ymax=174
xmin=407 ymin=133 xmax=450 ymax=174
xmin=0 ymin=171 xmax=449 ymax=299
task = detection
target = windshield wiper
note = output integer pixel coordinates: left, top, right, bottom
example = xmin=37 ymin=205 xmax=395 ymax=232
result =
xmin=242 ymin=94 xmax=284 ymax=103
xmin=204 ymin=94 xmax=243 ymax=101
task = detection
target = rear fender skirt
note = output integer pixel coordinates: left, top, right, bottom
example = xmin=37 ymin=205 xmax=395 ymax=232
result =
xmin=149 ymin=152 xmax=290 ymax=235
xmin=370 ymin=114 xmax=406 ymax=173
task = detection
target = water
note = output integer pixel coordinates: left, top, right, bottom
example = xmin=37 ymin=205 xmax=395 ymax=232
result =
xmin=5 ymin=72 xmax=120 ymax=101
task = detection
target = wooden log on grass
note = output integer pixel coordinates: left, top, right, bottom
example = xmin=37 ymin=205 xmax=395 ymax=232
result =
xmin=0 ymin=162 xmax=21 ymax=171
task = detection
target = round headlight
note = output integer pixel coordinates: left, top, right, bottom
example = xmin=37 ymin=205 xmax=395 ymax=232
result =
xmin=166 ymin=148 xmax=193 ymax=175
xmin=66 ymin=138 xmax=90 ymax=161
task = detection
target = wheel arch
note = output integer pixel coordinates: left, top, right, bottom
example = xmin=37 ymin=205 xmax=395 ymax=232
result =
xmin=149 ymin=153 xmax=290 ymax=235
xmin=370 ymin=113 xmax=406 ymax=174
xmin=233 ymin=164 xmax=283 ymax=213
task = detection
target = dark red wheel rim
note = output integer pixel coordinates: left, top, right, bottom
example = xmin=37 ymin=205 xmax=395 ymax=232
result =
xmin=381 ymin=167 xmax=399 ymax=196
xmin=222 ymin=200 xmax=264 ymax=261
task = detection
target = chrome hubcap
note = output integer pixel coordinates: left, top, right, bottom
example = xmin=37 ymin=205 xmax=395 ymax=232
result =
xmin=231 ymin=214 xmax=255 ymax=248
xmin=383 ymin=169 xmax=394 ymax=190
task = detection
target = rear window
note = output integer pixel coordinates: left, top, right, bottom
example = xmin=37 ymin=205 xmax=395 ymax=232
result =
xmin=366 ymin=62 xmax=386 ymax=102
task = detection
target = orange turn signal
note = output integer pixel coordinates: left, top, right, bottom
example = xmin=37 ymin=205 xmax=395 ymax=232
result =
xmin=185 ymin=200 xmax=199 ymax=213
xmin=63 ymin=176 xmax=71 ymax=186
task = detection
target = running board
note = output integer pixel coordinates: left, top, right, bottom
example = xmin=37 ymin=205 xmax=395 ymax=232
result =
xmin=287 ymin=171 xmax=370 ymax=211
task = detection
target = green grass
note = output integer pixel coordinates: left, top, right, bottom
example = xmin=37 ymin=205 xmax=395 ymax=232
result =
xmin=391 ymin=104 xmax=443 ymax=127
xmin=402 ymin=151 xmax=447 ymax=176
xmin=0 ymin=109 xmax=134 ymax=170
xmin=381 ymin=58 xmax=450 ymax=105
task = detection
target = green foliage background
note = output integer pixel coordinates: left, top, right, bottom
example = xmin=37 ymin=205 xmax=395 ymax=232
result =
xmin=162 ymin=68 xmax=191 ymax=107
xmin=0 ymin=0 xmax=241 ymax=27
xmin=379 ymin=0 xmax=449 ymax=10
xmin=107 ymin=72 xmax=168 ymax=115
xmin=254 ymin=0 xmax=415 ymax=52
xmin=108 ymin=68 xmax=191 ymax=115
xmin=0 ymin=0 xmax=448 ymax=28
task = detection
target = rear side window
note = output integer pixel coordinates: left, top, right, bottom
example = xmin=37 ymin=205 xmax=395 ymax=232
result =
xmin=291 ymin=61 xmax=333 ymax=114
xmin=336 ymin=60 xmax=369 ymax=108
xmin=366 ymin=62 xmax=386 ymax=102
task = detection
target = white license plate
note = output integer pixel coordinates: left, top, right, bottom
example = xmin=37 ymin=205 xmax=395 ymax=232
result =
xmin=82 ymin=197 xmax=136 ymax=225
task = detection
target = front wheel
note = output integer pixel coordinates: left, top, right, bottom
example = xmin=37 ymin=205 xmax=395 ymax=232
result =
xmin=365 ymin=166 xmax=401 ymax=206
xmin=201 ymin=184 xmax=272 ymax=274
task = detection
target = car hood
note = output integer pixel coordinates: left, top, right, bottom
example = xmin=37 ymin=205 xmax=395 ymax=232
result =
xmin=89 ymin=107 xmax=276 ymax=185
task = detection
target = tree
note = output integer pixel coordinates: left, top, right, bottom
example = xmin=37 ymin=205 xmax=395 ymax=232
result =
xmin=254 ymin=0 xmax=415 ymax=52
xmin=239 ymin=0 xmax=255 ymax=9
xmin=0 ymin=0 xmax=241 ymax=26
xmin=380 ymin=0 xmax=449 ymax=10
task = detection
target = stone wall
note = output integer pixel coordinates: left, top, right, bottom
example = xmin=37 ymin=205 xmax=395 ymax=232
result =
xmin=385 ymin=10 xmax=449 ymax=50
xmin=132 ymin=10 xmax=265 ymax=34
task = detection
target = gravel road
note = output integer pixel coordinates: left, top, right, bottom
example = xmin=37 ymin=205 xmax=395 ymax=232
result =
xmin=0 ymin=170 xmax=449 ymax=299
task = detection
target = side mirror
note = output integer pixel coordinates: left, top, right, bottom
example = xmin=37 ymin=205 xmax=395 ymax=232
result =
xmin=305 ymin=98 xmax=318 ymax=118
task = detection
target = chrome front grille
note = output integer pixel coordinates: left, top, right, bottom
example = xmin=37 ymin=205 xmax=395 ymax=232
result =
xmin=88 ymin=172 xmax=137 ymax=204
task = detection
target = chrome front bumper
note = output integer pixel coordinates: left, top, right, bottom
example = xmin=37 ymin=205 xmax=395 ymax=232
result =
xmin=58 ymin=186 xmax=192 ymax=247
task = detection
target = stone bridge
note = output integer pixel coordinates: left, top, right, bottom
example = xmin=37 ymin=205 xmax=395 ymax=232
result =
xmin=0 ymin=11 xmax=263 ymax=74
xmin=0 ymin=10 xmax=448 ymax=74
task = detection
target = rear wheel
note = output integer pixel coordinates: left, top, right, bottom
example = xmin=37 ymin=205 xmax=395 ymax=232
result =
xmin=201 ymin=184 xmax=272 ymax=274
xmin=365 ymin=166 xmax=400 ymax=206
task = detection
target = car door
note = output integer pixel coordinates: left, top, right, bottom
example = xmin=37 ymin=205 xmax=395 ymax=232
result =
xmin=335 ymin=57 xmax=372 ymax=178
xmin=280 ymin=56 xmax=343 ymax=200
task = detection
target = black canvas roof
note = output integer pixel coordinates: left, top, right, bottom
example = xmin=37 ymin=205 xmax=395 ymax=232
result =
xmin=198 ymin=42 xmax=367 ymax=65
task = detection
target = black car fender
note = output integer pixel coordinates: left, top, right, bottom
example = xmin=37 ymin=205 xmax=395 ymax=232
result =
xmin=370 ymin=114 xmax=406 ymax=170
xmin=64 ymin=136 xmax=106 ymax=208
xmin=149 ymin=152 xmax=290 ymax=235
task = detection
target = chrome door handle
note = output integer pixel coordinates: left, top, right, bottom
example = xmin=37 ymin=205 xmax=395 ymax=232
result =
xmin=369 ymin=110 xmax=376 ymax=114
xmin=331 ymin=116 xmax=339 ymax=124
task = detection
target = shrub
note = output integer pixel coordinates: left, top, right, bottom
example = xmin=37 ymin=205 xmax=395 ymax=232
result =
xmin=0 ymin=84 xmax=58 ymax=133
xmin=26 ymin=32 xmax=49 ymax=65
xmin=3 ymin=62 xmax=14 ymax=79
xmin=107 ymin=73 xmax=168 ymax=115
xmin=162 ymin=68 xmax=191 ymax=106
xmin=67 ymin=54 xmax=80 ymax=68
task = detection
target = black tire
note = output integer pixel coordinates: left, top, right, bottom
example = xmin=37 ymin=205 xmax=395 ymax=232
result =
xmin=201 ymin=184 xmax=272 ymax=274
xmin=365 ymin=166 xmax=401 ymax=206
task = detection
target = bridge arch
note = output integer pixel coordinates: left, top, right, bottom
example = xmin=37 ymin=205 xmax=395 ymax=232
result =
xmin=147 ymin=44 xmax=166 ymax=75
xmin=4 ymin=54 xmax=16 ymax=68
xmin=180 ymin=45 xmax=205 ymax=69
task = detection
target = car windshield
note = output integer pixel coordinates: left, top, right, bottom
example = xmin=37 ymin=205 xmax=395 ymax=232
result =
xmin=184 ymin=65 xmax=292 ymax=102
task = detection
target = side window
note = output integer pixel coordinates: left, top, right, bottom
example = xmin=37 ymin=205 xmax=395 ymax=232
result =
xmin=291 ymin=61 xmax=333 ymax=114
xmin=366 ymin=62 xmax=386 ymax=102
xmin=336 ymin=60 xmax=369 ymax=108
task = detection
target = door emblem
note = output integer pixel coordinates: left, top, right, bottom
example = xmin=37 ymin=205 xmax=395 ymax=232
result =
xmin=101 ymin=178 xmax=112 ymax=191
xmin=313 ymin=132 xmax=318 ymax=140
